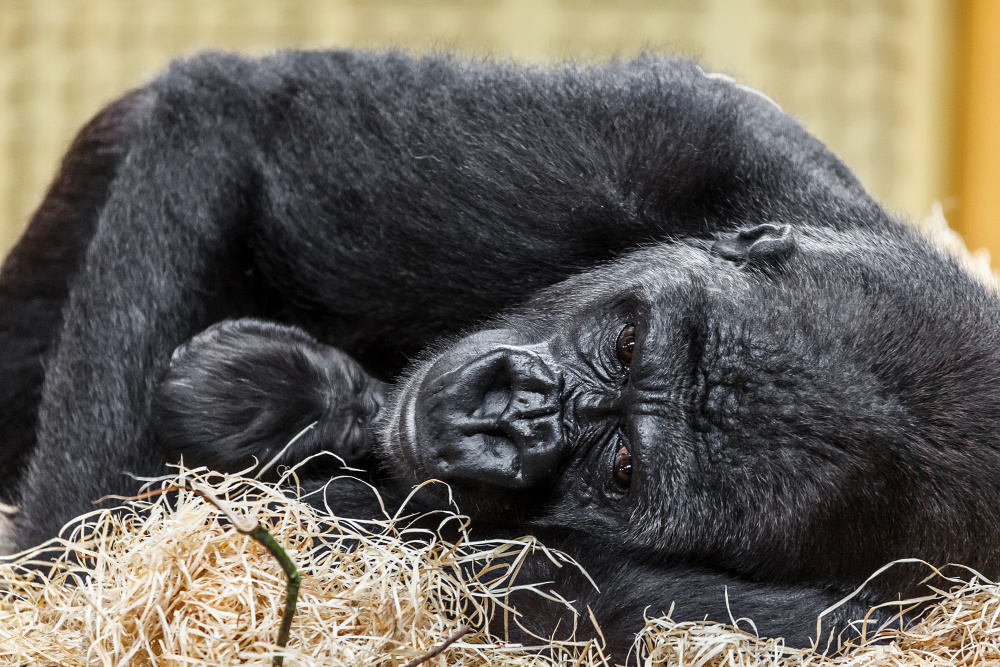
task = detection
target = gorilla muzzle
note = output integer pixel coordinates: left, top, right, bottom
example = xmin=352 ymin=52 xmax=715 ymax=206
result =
xmin=413 ymin=342 xmax=566 ymax=489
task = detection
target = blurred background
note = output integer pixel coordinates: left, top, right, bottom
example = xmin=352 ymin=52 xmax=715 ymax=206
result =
xmin=0 ymin=0 xmax=997 ymax=260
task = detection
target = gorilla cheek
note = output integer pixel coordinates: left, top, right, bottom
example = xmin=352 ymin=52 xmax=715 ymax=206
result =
xmin=621 ymin=414 xmax=698 ymax=547
xmin=407 ymin=340 xmax=567 ymax=490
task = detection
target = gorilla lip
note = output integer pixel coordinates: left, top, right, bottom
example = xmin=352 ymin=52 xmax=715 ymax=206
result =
xmin=387 ymin=361 xmax=432 ymax=481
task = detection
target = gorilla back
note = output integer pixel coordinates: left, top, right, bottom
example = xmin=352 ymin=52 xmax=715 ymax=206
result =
xmin=2 ymin=50 xmax=1000 ymax=651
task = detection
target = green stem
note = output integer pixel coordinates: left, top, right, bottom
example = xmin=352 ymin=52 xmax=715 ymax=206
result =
xmin=181 ymin=482 xmax=303 ymax=667
xmin=248 ymin=525 xmax=302 ymax=667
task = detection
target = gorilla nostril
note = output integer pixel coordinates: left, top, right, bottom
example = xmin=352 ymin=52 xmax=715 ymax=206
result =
xmin=475 ymin=361 xmax=513 ymax=420
xmin=482 ymin=428 xmax=511 ymax=446
xmin=481 ymin=431 xmax=507 ymax=452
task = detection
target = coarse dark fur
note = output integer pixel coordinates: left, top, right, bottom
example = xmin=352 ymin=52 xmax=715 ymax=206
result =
xmin=152 ymin=319 xmax=388 ymax=476
xmin=2 ymin=50 xmax=999 ymax=657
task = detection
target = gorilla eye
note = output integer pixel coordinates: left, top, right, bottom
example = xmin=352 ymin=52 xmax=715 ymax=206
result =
xmin=613 ymin=441 xmax=632 ymax=488
xmin=616 ymin=324 xmax=636 ymax=368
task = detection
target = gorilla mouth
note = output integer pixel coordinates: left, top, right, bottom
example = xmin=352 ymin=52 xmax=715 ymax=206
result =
xmin=385 ymin=358 xmax=435 ymax=483
xmin=397 ymin=388 xmax=423 ymax=476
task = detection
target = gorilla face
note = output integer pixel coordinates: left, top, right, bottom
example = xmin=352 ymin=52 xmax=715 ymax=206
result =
xmin=386 ymin=222 xmax=998 ymax=589
xmin=387 ymin=239 xmax=706 ymax=522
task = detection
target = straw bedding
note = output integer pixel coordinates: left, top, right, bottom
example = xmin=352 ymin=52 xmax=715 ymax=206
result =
xmin=2 ymin=211 xmax=999 ymax=667
xmin=0 ymin=466 xmax=999 ymax=667
xmin=0 ymin=469 xmax=610 ymax=666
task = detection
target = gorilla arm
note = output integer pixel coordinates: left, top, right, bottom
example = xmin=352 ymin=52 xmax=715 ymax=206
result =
xmin=13 ymin=59 xmax=265 ymax=547
xmin=501 ymin=537 xmax=900 ymax=658
xmin=0 ymin=91 xmax=142 ymax=500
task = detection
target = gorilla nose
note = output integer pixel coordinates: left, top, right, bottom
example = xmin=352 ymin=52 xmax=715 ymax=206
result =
xmin=416 ymin=345 xmax=565 ymax=489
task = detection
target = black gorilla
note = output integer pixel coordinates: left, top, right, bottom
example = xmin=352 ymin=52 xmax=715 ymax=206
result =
xmin=2 ymin=50 xmax=1000 ymax=657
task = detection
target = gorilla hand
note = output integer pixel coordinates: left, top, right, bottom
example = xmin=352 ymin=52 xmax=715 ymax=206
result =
xmin=152 ymin=318 xmax=388 ymax=478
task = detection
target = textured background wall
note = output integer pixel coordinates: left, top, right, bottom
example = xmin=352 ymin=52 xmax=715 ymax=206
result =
xmin=0 ymin=0 xmax=956 ymax=258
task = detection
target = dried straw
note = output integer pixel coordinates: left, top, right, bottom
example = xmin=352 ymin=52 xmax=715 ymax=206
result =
xmin=0 ymin=469 xmax=605 ymax=666
xmin=3 ymin=468 xmax=1000 ymax=666
xmin=634 ymin=566 xmax=1000 ymax=667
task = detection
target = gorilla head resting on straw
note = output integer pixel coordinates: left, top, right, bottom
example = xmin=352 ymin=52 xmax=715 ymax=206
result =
xmin=3 ymin=51 xmax=1000 ymax=658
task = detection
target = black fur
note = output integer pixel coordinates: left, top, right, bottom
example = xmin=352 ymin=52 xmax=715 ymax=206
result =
xmin=0 ymin=91 xmax=140 ymax=494
xmin=152 ymin=319 xmax=387 ymax=477
xmin=1 ymin=51 xmax=996 ymax=658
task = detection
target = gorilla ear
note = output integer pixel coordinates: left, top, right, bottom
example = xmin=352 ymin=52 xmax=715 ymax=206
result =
xmin=712 ymin=223 xmax=795 ymax=267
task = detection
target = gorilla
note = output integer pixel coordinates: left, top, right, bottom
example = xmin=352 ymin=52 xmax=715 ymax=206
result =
xmin=2 ymin=50 xmax=999 ymax=658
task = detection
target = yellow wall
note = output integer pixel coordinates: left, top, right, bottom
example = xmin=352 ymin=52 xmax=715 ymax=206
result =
xmin=0 ymin=0 xmax=957 ymax=257
xmin=953 ymin=0 xmax=1000 ymax=259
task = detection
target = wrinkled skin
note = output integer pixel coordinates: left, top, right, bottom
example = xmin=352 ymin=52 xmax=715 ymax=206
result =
xmin=3 ymin=51 xmax=1000 ymax=659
